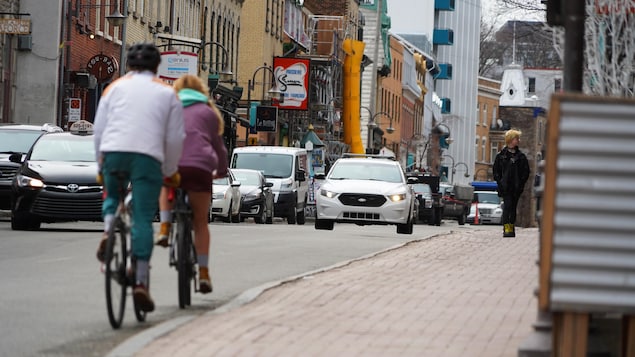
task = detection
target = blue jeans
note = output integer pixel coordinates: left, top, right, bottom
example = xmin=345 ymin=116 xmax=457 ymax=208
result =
xmin=102 ymin=152 xmax=162 ymax=260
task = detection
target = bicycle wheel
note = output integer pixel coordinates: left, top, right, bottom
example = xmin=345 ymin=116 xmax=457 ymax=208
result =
xmin=176 ymin=217 xmax=193 ymax=308
xmin=105 ymin=216 xmax=127 ymax=329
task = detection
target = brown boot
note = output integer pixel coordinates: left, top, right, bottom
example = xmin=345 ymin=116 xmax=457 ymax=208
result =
xmin=199 ymin=267 xmax=213 ymax=294
xmin=155 ymin=222 xmax=171 ymax=247
xmin=96 ymin=232 xmax=108 ymax=262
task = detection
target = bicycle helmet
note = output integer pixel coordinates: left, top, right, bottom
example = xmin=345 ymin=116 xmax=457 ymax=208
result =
xmin=126 ymin=42 xmax=161 ymax=71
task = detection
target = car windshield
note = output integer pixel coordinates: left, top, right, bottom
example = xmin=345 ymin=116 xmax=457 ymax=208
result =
xmin=232 ymin=153 xmax=292 ymax=178
xmin=213 ymin=177 xmax=229 ymax=185
xmin=0 ymin=130 xmax=42 ymax=153
xmin=412 ymin=183 xmax=431 ymax=194
xmin=329 ymin=162 xmax=404 ymax=183
xmin=232 ymin=171 xmax=260 ymax=186
xmin=475 ymin=192 xmax=501 ymax=204
xmin=29 ymin=135 xmax=95 ymax=162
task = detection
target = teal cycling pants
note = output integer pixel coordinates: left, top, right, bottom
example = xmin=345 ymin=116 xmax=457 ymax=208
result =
xmin=101 ymin=152 xmax=162 ymax=261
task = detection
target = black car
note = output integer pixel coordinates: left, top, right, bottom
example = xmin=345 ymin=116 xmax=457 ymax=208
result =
xmin=0 ymin=124 xmax=63 ymax=210
xmin=231 ymin=168 xmax=274 ymax=224
xmin=10 ymin=124 xmax=102 ymax=230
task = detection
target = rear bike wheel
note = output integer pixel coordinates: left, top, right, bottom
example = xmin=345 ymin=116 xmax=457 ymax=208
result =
xmin=176 ymin=218 xmax=193 ymax=308
xmin=105 ymin=216 xmax=127 ymax=329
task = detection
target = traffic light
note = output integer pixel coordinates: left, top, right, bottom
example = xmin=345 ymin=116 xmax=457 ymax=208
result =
xmin=440 ymin=134 xmax=450 ymax=149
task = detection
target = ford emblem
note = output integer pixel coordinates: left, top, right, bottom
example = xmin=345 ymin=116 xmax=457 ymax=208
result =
xmin=358 ymin=197 xmax=367 ymax=203
xmin=67 ymin=183 xmax=79 ymax=193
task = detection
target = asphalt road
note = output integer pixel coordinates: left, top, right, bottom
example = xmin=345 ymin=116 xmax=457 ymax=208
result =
xmin=0 ymin=215 xmax=466 ymax=357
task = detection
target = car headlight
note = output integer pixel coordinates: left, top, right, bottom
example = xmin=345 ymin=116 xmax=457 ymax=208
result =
xmin=320 ymin=189 xmax=338 ymax=198
xmin=246 ymin=191 xmax=262 ymax=199
xmin=280 ymin=178 xmax=293 ymax=189
xmin=424 ymin=198 xmax=433 ymax=208
xmin=212 ymin=191 xmax=225 ymax=199
xmin=388 ymin=193 xmax=407 ymax=202
xmin=16 ymin=174 xmax=44 ymax=189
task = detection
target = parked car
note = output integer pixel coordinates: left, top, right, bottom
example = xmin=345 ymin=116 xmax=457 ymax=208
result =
xmin=231 ymin=146 xmax=308 ymax=225
xmin=411 ymin=183 xmax=434 ymax=224
xmin=10 ymin=121 xmax=101 ymax=230
xmin=314 ymin=154 xmax=417 ymax=234
xmin=439 ymin=183 xmax=473 ymax=225
xmin=467 ymin=191 xmax=503 ymax=225
xmin=0 ymin=123 xmax=63 ymax=210
xmin=210 ymin=169 xmax=241 ymax=223
xmin=231 ymin=168 xmax=274 ymax=224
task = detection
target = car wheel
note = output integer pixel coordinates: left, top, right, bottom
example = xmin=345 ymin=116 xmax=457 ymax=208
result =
xmin=296 ymin=207 xmax=305 ymax=225
xmin=231 ymin=210 xmax=240 ymax=223
xmin=255 ymin=204 xmax=266 ymax=224
xmin=315 ymin=218 xmax=333 ymax=230
xmin=396 ymin=217 xmax=413 ymax=235
xmin=12 ymin=211 xmax=40 ymax=231
xmin=287 ymin=205 xmax=297 ymax=224
xmin=458 ymin=212 xmax=466 ymax=225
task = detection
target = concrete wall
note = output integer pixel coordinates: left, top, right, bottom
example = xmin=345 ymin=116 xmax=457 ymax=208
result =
xmin=13 ymin=0 xmax=62 ymax=125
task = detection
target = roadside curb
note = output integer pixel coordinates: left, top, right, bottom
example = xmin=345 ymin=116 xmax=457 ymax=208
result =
xmin=107 ymin=231 xmax=454 ymax=357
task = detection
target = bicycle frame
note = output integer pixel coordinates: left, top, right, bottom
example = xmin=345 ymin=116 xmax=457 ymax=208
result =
xmin=167 ymin=187 xmax=198 ymax=308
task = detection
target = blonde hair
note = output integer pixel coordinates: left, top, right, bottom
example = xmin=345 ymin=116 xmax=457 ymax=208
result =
xmin=173 ymin=74 xmax=224 ymax=135
xmin=504 ymin=129 xmax=522 ymax=146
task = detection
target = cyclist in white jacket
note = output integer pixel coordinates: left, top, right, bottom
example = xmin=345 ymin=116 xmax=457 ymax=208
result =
xmin=93 ymin=42 xmax=185 ymax=313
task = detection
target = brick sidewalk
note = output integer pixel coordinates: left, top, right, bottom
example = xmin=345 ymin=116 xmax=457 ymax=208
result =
xmin=131 ymin=228 xmax=539 ymax=357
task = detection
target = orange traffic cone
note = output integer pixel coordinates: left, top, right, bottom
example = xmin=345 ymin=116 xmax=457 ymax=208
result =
xmin=474 ymin=202 xmax=479 ymax=225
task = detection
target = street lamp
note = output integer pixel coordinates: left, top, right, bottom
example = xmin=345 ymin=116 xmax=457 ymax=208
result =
xmin=453 ymin=162 xmax=471 ymax=179
xmin=245 ymin=64 xmax=284 ymax=146
xmin=199 ymin=41 xmax=233 ymax=83
xmin=361 ymin=106 xmax=394 ymax=153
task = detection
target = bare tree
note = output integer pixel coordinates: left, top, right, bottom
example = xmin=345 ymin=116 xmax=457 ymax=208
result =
xmin=479 ymin=14 xmax=510 ymax=78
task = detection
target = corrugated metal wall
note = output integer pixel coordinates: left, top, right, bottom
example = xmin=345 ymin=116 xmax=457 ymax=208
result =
xmin=549 ymin=99 xmax=635 ymax=312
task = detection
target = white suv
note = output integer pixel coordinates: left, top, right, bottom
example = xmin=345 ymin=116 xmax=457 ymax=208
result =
xmin=315 ymin=155 xmax=416 ymax=234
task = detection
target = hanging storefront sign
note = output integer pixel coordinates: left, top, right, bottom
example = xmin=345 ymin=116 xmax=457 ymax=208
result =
xmin=255 ymin=105 xmax=278 ymax=132
xmin=86 ymin=54 xmax=117 ymax=83
xmin=157 ymin=51 xmax=198 ymax=81
xmin=273 ymin=57 xmax=310 ymax=110
xmin=0 ymin=19 xmax=30 ymax=34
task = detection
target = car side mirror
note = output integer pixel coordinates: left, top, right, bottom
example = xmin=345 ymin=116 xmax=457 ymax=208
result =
xmin=295 ymin=169 xmax=306 ymax=182
xmin=9 ymin=153 xmax=23 ymax=163
xmin=314 ymin=173 xmax=326 ymax=180
xmin=231 ymin=181 xmax=241 ymax=187
xmin=265 ymin=182 xmax=273 ymax=188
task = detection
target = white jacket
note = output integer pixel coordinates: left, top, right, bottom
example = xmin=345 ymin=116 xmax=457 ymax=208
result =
xmin=93 ymin=71 xmax=185 ymax=176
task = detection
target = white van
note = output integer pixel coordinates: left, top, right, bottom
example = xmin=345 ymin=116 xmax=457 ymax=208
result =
xmin=230 ymin=146 xmax=308 ymax=224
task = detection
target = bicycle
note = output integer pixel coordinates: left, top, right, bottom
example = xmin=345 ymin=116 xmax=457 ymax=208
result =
xmin=103 ymin=171 xmax=147 ymax=329
xmin=166 ymin=186 xmax=198 ymax=309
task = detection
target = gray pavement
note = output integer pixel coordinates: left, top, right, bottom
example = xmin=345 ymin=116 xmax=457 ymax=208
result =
xmin=109 ymin=227 xmax=539 ymax=357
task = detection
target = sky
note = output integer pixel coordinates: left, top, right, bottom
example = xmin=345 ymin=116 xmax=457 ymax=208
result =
xmin=386 ymin=0 xmax=542 ymax=34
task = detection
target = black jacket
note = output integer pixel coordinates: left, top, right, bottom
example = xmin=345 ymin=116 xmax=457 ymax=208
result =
xmin=493 ymin=147 xmax=530 ymax=197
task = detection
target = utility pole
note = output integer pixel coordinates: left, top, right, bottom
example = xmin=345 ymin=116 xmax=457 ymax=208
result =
xmin=367 ymin=0 xmax=382 ymax=153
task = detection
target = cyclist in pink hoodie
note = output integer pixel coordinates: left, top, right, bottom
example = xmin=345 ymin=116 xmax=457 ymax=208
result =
xmin=157 ymin=74 xmax=228 ymax=294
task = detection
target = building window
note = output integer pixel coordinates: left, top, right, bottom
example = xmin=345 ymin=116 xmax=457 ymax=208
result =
xmin=482 ymin=104 xmax=487 ymax=126
xmin=528 ymin=77 xmax=536 ymax=93
xmin=554 ymin=78 xmax=562 ymax=92
xmin=475 ymin=137 xmax=480 ymax=161
xmin=490 ymin=143 xmax=498 ymax=164
xmin=476 ymin=103 xmax=480 ymax=126
xmin=491 ymin=106 xmax=497 ymax=127
xmin=482 ymin=138 xmax=487 ymax=163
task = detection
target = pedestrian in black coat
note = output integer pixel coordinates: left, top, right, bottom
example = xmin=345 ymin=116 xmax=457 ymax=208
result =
xmin=493 ymin=129 xmax=530 ymax=237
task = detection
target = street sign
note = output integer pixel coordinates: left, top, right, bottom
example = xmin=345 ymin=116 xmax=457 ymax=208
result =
xmin=0 ymin=19 xmax=30 ymax=34
xmin=68 ymin=98 xmax=81 ymax=122
xmin=255 ymin=105 xmax=277 ymax=132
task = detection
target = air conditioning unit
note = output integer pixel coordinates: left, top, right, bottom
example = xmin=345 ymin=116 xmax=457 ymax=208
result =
xmin=17 ymin=35 xmax=32 ymax=51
